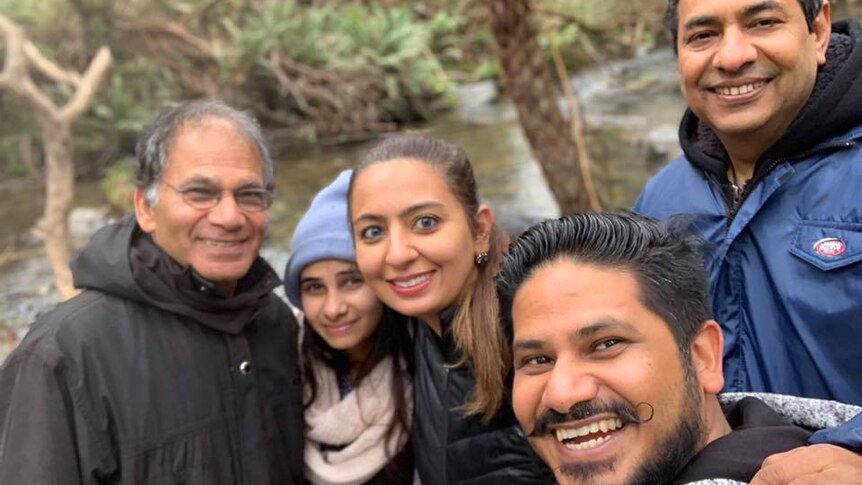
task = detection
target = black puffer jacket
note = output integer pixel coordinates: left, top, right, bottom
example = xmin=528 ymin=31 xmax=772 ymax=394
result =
xmin=412 ymin=308 xmax=553 ymax=485
xmin=0 ymin=216 xmax=304 ymax=484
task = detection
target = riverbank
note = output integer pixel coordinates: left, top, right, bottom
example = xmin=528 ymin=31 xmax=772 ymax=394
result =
xmin=0 ymin=48 xmax=689 ymax=360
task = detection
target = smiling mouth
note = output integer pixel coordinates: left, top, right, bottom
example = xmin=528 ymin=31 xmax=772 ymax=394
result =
xmin=554 ymin=417 xmax=624 ymax=451
xmin=391 ymin=273 xmax=432 ymax=288
xmin=202 ymin=240 xmax=242 ymax=248
xmin=325 ymin=320 xmax=357 ymax=333
xmin=711 ymin=81 xmax=766 ymax=97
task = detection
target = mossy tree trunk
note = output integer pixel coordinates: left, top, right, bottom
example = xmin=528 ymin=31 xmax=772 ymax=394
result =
xmin=486 ymin=0 xmax=597 ymax=214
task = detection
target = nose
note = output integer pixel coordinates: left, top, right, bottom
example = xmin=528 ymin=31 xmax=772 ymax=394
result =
xmin=384 ymin=228 xmax=418 ymax=268
xmin=541 ymin=359 xmax=599 ymax=414
xmin=207 ymin=193 xmax=245 ymax=230
xmin=713 ymin=28 xmax=757 ymax=72
xmin=322 ymin=291 xmax=348 ymax=321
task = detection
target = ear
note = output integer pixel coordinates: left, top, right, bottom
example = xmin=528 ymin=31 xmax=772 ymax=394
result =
xmin=689 ymin=320 xmax=725 ymax=395
xmin=134 ymin=187 xmax=156 ymax=234
xmin=473 ymin=204 xmax=494 ymax=254
xmin=813 ymin=1 xmax=832 ymax=66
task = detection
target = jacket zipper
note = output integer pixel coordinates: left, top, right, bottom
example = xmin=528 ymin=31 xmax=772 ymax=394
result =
xmin=728 ymin=157 xmax=783 ymax=219
xmin=726 ymin=139 xmax=858 ymax=220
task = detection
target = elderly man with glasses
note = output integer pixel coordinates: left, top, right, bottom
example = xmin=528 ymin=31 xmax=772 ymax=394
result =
xmin=0 ymin=100 xmax=304 ymax=484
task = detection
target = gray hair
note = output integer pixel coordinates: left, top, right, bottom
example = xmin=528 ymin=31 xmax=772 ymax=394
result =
xmin=135 ymin=99 xmax=274 ymax=206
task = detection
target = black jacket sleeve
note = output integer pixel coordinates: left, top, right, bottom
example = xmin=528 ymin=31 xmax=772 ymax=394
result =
xmin=0 ymin=349 xmax=116 ymax=484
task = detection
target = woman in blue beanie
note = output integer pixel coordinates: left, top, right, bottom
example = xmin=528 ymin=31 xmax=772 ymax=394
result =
xmin=285 ymin=169 xmax=414 ymax=485
xmin=349 ymin=135 xmax=552 ymax=485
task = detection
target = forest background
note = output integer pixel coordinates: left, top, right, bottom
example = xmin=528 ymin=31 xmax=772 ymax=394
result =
xmin=1 ymin=0 xmax=861 ymax=355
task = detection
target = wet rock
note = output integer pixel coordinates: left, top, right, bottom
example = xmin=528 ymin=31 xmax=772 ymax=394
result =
xmin=645 ymin=125 xmax=682 ymax=170
xmin=70 ymin=206 xmax=113 ymax=244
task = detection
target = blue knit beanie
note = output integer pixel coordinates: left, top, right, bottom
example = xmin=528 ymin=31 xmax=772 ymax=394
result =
xmin=284 ymin=169 xmax=355 ymax=310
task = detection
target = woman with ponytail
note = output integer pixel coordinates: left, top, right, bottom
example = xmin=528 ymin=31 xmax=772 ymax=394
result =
xmin=348 ymin=136 xmax=551 ymax=484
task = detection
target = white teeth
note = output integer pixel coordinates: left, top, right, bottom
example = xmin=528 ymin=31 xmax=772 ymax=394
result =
xmin=715 ymin=81 xmax=765 ymax=96
xmin=554 ymin=418 xmax=623 ymax=442
xmin=564 ymin=435 xmax=611 ymax=451
xmin=393 ymin=274 xmax=431 ymax=288
xmin=204 ymin=240 xmax=239 ymax=248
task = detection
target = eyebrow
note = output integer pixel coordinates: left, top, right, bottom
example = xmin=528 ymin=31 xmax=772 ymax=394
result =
xmin=682 ymin=0 xmax=784 ymax=32
xmin=512 ymin=317 xmax=641 ymax=352
xmin=175 ymin=178 xmax=266 ymax=193
xmin=573 ymin=317 xmax=641 ymax=341
xmin=300 ymin=267 xmax=360 ymax=283
xmin=353 ymin=201 xmax=446 ymax=225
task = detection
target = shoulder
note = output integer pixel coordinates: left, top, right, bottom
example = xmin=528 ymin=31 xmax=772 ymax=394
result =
xmin=719 ymin=392 xmax=862 ymax=430
xmin=11 ymin=289 xmax=132 ymax=365
xmin=255 ymin=294 xmax=300 ymax=336
xmin=635 ymin=155 xmax=716 ymax=218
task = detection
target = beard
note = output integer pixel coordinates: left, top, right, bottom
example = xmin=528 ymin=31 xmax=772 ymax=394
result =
xmin=557 ymin=368 xmax=706 ymax=485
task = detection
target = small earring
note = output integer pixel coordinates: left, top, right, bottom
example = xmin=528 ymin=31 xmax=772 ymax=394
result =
xmin=475 ymin=251 xmax=489 ymax=266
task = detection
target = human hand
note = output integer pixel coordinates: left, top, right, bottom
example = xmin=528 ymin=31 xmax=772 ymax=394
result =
xmin=749 ymin=444 xmax=862 ymax=485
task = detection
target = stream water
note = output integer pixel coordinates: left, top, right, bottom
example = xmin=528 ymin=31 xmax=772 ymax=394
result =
xmin=3 ymin=2 xmax=861 ymax=355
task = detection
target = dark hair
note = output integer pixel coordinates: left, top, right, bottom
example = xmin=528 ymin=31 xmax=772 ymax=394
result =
xmin=301 ymin=305 xmax=414 ymax=458
xmin=665 ymin=0 xmax=824 ymax=52
xmin=135 ymin=99 xmax=274 ymax=205
xmin=348 ymin=134 xmax=510 ymax=421
xmin=497 ymin=212 xmax=713 ymax=358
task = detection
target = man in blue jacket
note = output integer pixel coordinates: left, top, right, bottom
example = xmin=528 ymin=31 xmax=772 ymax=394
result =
xmin=634 ymin=0 xmax=862 ymax=481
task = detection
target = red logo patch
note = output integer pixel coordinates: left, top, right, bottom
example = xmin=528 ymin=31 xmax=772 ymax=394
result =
xmin=813 ymin=238 xmax=846 ymax=258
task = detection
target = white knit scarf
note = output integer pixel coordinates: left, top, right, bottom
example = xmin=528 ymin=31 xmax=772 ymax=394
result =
xmin=304 ymin=355 xmax=412 ymax=485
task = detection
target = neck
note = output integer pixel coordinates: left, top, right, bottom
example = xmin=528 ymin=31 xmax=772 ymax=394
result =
xmin=214 ymin=281 xmax=236 ymax=297
xmin=702 ymin=396 xmax=733 ymax=447
xmin=345 ymin=339 xmax=375 ymax=380
xmin=423 ymin=314 xmax=442 ymax=336
xmin=722 ymin=140 xmax=761 ymax=185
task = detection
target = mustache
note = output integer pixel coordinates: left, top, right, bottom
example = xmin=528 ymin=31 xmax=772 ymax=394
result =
xmin=528 ymin=400 xmax=654 ymax=437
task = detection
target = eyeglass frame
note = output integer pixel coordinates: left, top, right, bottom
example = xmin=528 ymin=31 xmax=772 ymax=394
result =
xmin=163 ymin=182 xmax=274 ymax=212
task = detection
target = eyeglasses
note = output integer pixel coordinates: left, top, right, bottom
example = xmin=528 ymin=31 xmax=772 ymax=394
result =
xmin=164 ymin=183 xmax=273 ymax=212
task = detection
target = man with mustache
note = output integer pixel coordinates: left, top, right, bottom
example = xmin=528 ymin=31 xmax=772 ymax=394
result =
xmin=497 ymin=213 xmax=861 ymax=484
xmin=634 ymin=0 xmax=862 ymax=481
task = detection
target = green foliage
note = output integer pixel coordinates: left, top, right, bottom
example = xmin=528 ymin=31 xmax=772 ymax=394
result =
xmin=225 ymin=1 xmax=454 ymax=123
xmin=99 ymin=156 xmax=136 ymax=212
xmin=0 ymin=0 xmax=672 ymax=184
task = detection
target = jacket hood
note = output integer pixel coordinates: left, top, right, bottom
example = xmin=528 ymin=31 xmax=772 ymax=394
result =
xmin=71 ymin=215 xmax=146 ymax=302
xmin=71 ymin=215 xmax=282 ymax=334
xmin=679 ymin=19 xmax=862 ymax=181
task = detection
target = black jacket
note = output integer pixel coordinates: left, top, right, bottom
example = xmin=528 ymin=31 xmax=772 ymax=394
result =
xmin=412 ymin=308 xmax=553 ymax=485
xmin=0 ymin=216 xmax=304 ymax=484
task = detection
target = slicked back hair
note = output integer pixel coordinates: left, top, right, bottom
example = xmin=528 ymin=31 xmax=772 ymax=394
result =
xmin=349 ymin=134 xmax=510 ymax=421
xmin=135 ymin=99 xmax=274 ymax=206
xmin=665 ymin=0 xmax=825 ymax=52
xmin=497 ymin=212 xmax=713 ymax=358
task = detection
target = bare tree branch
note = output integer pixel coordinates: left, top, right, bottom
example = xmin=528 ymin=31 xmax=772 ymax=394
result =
xmin=0 ymin=13 xmax=112 ymax=299
xmin=24 ymin=41 xmax=82 ymax=87
xmin=61 ymin=47 xmax=112 ymax=122
xmin=550 ymin=37 xmax=602 ymax=211
xmin=0 ymin=14 xmax=62 ymax=118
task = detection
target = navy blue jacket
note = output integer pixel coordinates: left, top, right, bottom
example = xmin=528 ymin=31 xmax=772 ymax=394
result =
xmin=635 ymin=20 xmax=862 ymax=450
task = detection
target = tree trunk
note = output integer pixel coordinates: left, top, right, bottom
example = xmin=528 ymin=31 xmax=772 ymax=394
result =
xmin=36 ymin=120 xmax=76 ymax=298
xmin=486 ymin=0 xmax=596 ymax=214
xmin=0 ymin=14 xmax=112 ymax=300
